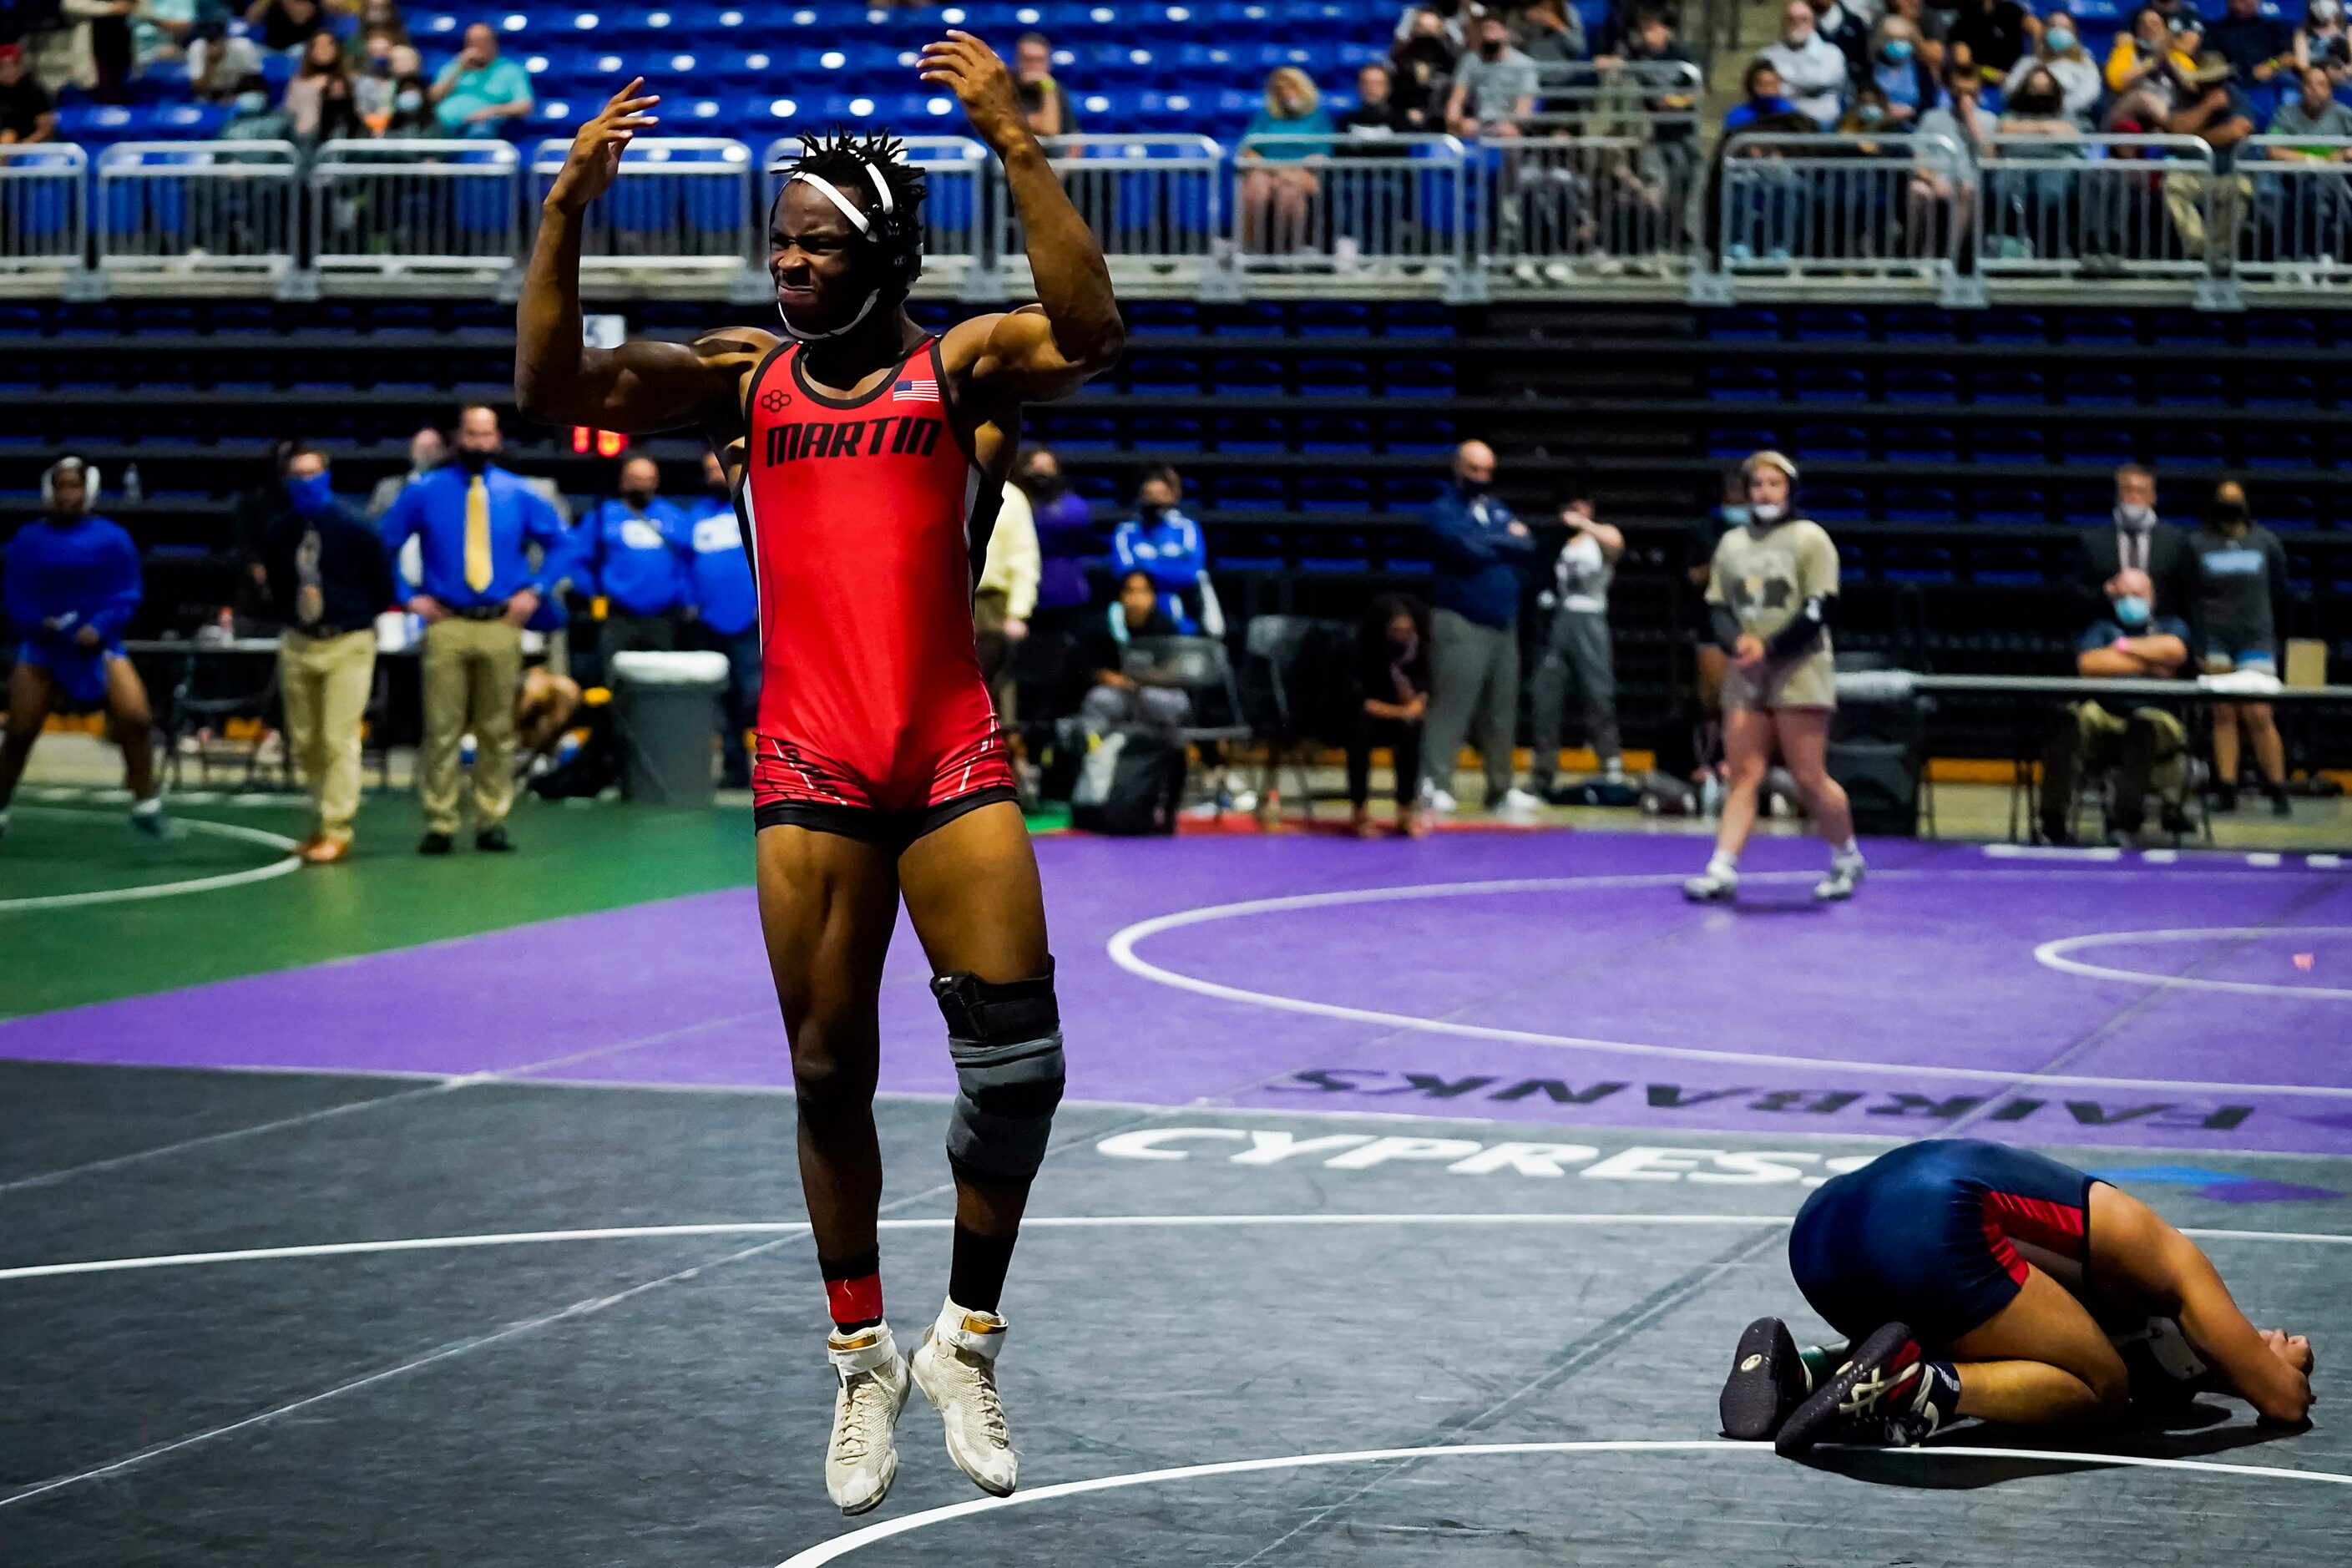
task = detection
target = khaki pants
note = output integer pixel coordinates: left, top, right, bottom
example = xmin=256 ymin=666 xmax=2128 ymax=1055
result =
xmin=418 ymin=616 xmax=522 ymax=835
xmin=279 ymin=629 xmax=377 ymax=843
xmin=2039 ymin=701 xmax=2189 ymax=839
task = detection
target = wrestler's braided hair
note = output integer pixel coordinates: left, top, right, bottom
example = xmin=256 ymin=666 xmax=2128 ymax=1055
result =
xmin=780 ymin=126 xmax=928 ymax=292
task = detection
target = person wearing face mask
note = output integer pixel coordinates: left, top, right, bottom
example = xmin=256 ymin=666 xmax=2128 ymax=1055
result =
xmin=382 ymin=52 xmax=436 ymax=139
xmin=353 ymin=29 xmax=401 ymax=132
xmin=1809 ymin=0 xmax=1874 ymax=77
xmin=260 ymin=445 xmax=395 ymax=865
xmin=368 ymin=425 xmax=446 ymax=518
xmin=1390 ymin=7 xmax=1460 ymax=130
xmin=2005 ymin=15 xmax=2103 ymax=126
xmin=215 ymin=71 xmax=292 ymax=142
xmin=1683 ymin=452 xmax=1861 ymax=904
xmin=1419 ymin=440 xmax=1542 ymax=819
xmin=1348 ymin=591 xmax=1433 ymax=837
xmin=2295 ymin=0 xmax=2352 ymax=78
xmin=1446 ymin=13 xmax=1539 ymax=138
xmin=1869 ymin=18 xmax=1939 ymax=126
xmin=2039 ymin=463 xmax=2197 ymax=845
xmin=684 ymin=451 xmax=761 ymax=788
xmin=1110 ymin=464 xmax=1216 ymax=635
xmin=377 ymin=404 xmax=576 ymax=854
xmin=1011 ymin=443 xmax=1096 ymax=655
xmin=579 ymin=454 xmax=694 ymax=662
xmin=1760 ymin=1 xmax=1852 ymax=129
xmin=2190 ymin=482 xmax=2292 ymax=815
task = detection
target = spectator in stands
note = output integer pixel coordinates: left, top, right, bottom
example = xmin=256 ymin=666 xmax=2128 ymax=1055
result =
xmin=2191 ymin=479 xmax=2293 ymax=815
xmin=1447 ymin=12 xmax=1539 ymax=138
xmin=349 ymin=0 xmax=408 ymax=56
xmin=2268 ymin=61 xmax=2352 ymax=148
xmin=1919 ymin=60 xmax=1994 ymax=152
xmin=2000 ymin=66 xmax=2081 ymax=137
xmin=429 ymin=20 xmax=529 ymax=138
xmin=1809 ymin=0 xmax=1874 ymax=78
xmin=381 ymin=46 xmax=435 ymax=138
xmin=377 ymin=404 xmax=573 ymax=855
xmin=260 ymin=443 xmax=394 ymax=865
xmin=1947 ymin=0 xmax=2034 ymax=77
xmin=976 ymin=463 xmax=1039 ymax=731
xmin=1111 ymin=465 xmax=1217 ymax=635
xmin=0 ymin=43 xmax=55 ymax=144
xmin=1075 ymin=569 xmax=1188 ymax=736
xmin=684 ymin=450 xmax=758 ymax=789
xmin=132 ymin=0 xmax=203 ymax=73
xmin=0 ymin=457 xmax=165 ymax=843
xmin=1761 ymin=0 xmax=1850 ymax=129
xmin=217 ymin=70 xmax=291 ymax=139
xmin=1348 ymin=591 xmax=1432 ymax=838
xmin=246 ymin=0 xmax=324 ymax=54
xmin=1239 ymin=65 xmax=1332 ymax=253
xmin=1529 ymin=497 xmax=1625 ymax=797
xmin=1722 ymin=58 xmax=1796 ymax=134
xmin=2165 ymin=53 xmax=2255 ymax=260
xmin=189 ymin=13 xmax=265 ymax=103
xmin=1683 ymin=450 xmax=1864 ymax=904
xmin=2006 ymin=14 xmax=2103 ymax=128
xmin=1338 ymin=60 xmax=1410 ymax=141
xmin=1390 ymin=6 xmax=1459 ymax=129
xmin=1014 ymin=31 xmax=1079 ymax=138
xmin=1014 ymin=443 xmax=1096 ymax=649
xmin=286 ymin=27 xmax=361 ymax=143
xmin=2296 ymin=0 xmax=2352 ymax=82
xmin=1395 ymin=0 xmax=1475 ymax=49
xmin=1514 ymin=0 xmax=1586 ymax=67
xmin=1837 ymin=80 xmax=1898 ymax=136
xmin=353 ymin=28 xmax=401 ymax=131
xmin=1869 ymin=17 xmax=1940 ymax=128
xmin=1596 ymin=6 xmax=1697 ymax=75
xmin=1419 ymin=439 xmax=1542 ymax=818
xmin=368 ymin=425 xmax=445 ymax=518
xmin=2210 ymin=0 xmax=2294 ymax=87
xmin=581 ymin=455 xmax=693 ymax=657
xmin=2039 ymin=463 xmax=2196 ymax=845
xmin=2107 ymin=8 xmax=2190 ymax=106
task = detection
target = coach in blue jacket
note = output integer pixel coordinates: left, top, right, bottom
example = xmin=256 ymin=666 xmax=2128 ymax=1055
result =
xmin=582 ymin=456 xmax=695 ymax=658
xmin=1419 ymin=440 xmax=1541 ymax=817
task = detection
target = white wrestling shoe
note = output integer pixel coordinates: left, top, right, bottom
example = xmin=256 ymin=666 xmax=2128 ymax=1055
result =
xmin=824 ymin=1323 xmax=911 ymax=1515
xmin=1682 ymin=854 xmax=1738 ymax=903
xmin=910 ymin=1298 xmax=1019 ymax=1497
xmin=1813 ymin=850 xmax=1866 ymax=903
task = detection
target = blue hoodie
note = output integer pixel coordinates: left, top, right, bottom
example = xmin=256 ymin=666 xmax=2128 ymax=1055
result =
xmin=685 ymin=495 xmax=759 ymax=638
xmin=6 ymin=514 xmax=142 ymax=654
xmin=581 ymin=496 xmax=694 ymax=617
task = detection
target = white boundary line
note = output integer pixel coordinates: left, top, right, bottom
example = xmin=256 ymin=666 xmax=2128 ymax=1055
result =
xmin=1105 ymin=873 xmax=2352 ymax=1101
xmin=769 ymin=1439 xmax=2352 ymax=1566
xmin=2034 ymin=927 xmax=2352 ymax=1002
xmin=0 ymin=807 xmax=301 ymax=913
xmin=5 ymin=1211 xmax=2343 ymax=1284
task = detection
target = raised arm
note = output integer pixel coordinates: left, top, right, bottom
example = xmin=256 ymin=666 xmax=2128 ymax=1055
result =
xmin=923 ymin=33 xmax=1125 ymax=404
xmin=514 ymin=80 xmax=769 ymax=438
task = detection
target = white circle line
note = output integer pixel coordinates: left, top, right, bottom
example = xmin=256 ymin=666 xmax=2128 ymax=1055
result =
xmin=4 ymin=1211 xmax=2342 ymax=1284
xmin=1105 ymin=874 xmax=2352 ymax=1101
xmin=2033 ymin=927 xmax=2352 ymax=1002
xmin=0 ymin=807 xmax=301 ymax=913
xmin=769 ymin=1439 xmax=2352 ymax=1566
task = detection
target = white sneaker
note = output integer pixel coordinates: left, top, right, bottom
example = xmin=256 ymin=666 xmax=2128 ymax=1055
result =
xmin=1682 ymin=863 xmax=1738 ymax=903
xmin=1814 ymin=854 xmax=1866 ymax=903
xmin=825 ymin=1323 xmax=911 ymax=1516
xmin=910 ymin=1298 xmax=1018 ymax=1497
xmin=1495 ymin=787 xmax=1545 ymax=818
xmin=1419 ymin=779 xmax=1459 ymax=815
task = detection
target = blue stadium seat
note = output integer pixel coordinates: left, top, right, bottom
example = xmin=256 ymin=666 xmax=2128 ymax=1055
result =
xmin=1380 ymin=302 xmax=1454 ymax=336
xmin=1383 ymin=357 xmax=1454 ymax=397
xmin=1706 ymin=426 xmax=1780 ymax=459
xmin=1208 ymin=473 xmax=1287 ymax=508
xmin=1383 ymin=473 xmax=1447 ymax=509
xmin=1886 ymin=426 xmax=1955 ymax=463
xmin=1793 ymin=308 xmax=1869 ymax=341
xmin=1706 ymin=366 xmax=1780 ymax=402
xmin=1974 ymin=486 xmax=2048 ymax=525
xmin=2247 ymin=313 xmax=2318 ymax=346
xmin=1882 ymin=308 xmax=1953 ymax=342
xmin=1300 ymin=417 xmax=1372 ymax=453
xmin=1212 ymin=413 xmax=1287 ymax=452
xmin=1975 ymin=426 xmax=2046 ymax=464
xmin=1884 ymin=486 xmax=1957 ymax=524
xmin=1297 ymin=302 xmax=1370 ymax=336
xmin=2058 ymin=311 xmax=2137 ymax=344
xmin=2246 ymin=432 xmax=2315 ymax=469
xmin=2061 ymin=427 xmax=2136 ymax=466
xmin=2153 ymin=372 xmax=2226 ymax=405
xmin=1038 ymin=410 xmax=1118 ymax=449
xmin=1211 ymin=302 xmax=1287 ymax=334
xmin=1382 ymin=414 xmax=1458 ymax=453
xmin=2245 ymin=373 xmax=2319 ymax=407
xmin=1885 ymin=368 xmax=1955 ymax=402
xmin=1300 ymin=475 xmax=1369 ymax=512
xmin=1793 ymin=425 xmax=1868 ymax=461
xmin=1970 ymin=368 xmax=2046 ymax=404
xmin=2059 ymin=371 xmax=2136 ymax=405
xmin=1210 ymin=357 xmax=1283 ymax=394
xmin=1123 ymin=301 xmax=1201 ymax=335
xmin=2264 ymin=492 xmax=2319 ymax=531
xmin=1974 ymin=310 xmax=2046 ymax=343
xmin=1133 ymin=415 xmax=1205 ymax=450
xmin=1298 ymin=357 xmax=1370 ymax=396
xmin=1704 ymin=308 xmax=1783 ymax=341
xmin=1793 ymin=367 xmax=1867 ymax=402
xmin=1804 ymin=484 xmax=1869 ymax=523
xmin=1130 ymin=355 xmax=1206 ymax=392
xmin=715 ymin=48 xmax=783 ymax=89
xmin=2166 ymin=429 xmax=2225 ymax=464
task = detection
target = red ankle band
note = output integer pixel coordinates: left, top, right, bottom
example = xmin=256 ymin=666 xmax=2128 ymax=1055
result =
xmin=826 ymin=1272 xmax=883 ymax=1327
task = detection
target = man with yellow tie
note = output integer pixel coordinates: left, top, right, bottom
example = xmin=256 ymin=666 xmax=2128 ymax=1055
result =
xmin=377 ymin=406 xmax=576 ymax=854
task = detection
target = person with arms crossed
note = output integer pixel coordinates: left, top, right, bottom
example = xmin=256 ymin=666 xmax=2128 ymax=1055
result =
xmin=2191 ymin=479 xmax=2293 ymax=815
xmin=512 ymin=34 xmax=1124 ymax=1514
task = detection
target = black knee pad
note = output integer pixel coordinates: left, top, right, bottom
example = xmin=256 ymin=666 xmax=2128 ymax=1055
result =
xmin=933 ymin=962 xmax=1065 ymax=1182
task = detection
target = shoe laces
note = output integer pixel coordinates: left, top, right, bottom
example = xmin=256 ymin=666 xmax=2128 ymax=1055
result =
xmin=938 ymin=1344 xmax=1009 ymax=1446
xmin=834 ymin=1368 xmax=895 ymax=1464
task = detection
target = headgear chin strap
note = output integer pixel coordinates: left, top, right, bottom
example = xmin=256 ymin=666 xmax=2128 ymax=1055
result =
xmin=777 ymin=157 xmax=901 ymax=342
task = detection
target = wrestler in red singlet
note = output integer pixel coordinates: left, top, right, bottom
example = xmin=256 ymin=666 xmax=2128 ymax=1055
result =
xmin=736 ymin=335 xmax=1016 ymax=836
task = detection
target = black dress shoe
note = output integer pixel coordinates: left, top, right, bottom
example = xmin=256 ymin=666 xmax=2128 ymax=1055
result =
xmin=418 ymin=832 xmax=453 ymax=856
xmin=475 ymin=825 xmax=514 ymax=852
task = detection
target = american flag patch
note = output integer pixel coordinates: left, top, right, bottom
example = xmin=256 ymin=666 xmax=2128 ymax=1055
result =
xmin=893 ymin=377 xmax=940 ymax=403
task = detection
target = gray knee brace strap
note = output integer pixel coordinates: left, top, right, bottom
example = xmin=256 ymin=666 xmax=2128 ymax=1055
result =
xmin=933 ymin=964 xmax=1065 ymax=1182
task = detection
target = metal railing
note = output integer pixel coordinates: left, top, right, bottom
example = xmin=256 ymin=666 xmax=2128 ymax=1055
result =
xmin=1716 ymin=133 xmax=1967 ymax=286
xmin=1974 ymin=134 xmax=2218 ymax=282
xmin=529 ymin=136 xmax=752 ymax=272
xmin=1525 ymin=61 xmax=1706 ymax=145
xmin=1232 ymin=133 xmax=1466 ymax=285
xmin=94 ymin=141 xmax=296 ymax=280
xmin=0 ymin=144 xmax=87 ymax=278
xmin=1006 ymin=134 xmax=1222 ymax=289
xmin=2235 ymin=136 xmax=2352 ymax=291
xmin=761 ymin=134 xmax=993 ymax=288
xmin=310 ymin=139 xmax=520 ymax=277
xmin=1480 ymin=133 xmax=1699 ymax=284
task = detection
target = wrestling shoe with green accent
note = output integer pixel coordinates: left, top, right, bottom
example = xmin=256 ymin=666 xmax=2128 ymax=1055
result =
xmin=1720 ymin=1316 xmax=1813 ymax=1439
xmin=911 ymin=1298 xmax=1018 ymax=1496
xmin=824 ymin=1322 xmax=911 ymax=1515
xmin=1774 ymin=1322 xmax=1948 ymax=1456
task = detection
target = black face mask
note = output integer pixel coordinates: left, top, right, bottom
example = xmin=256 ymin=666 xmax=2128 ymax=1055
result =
xmin=2213 ymin=502 xmax=2250 ymax=529
xmin=1020 ymin=468 xmax=1064 ymax=500
xmin=621 ymin=489 xmax=655 ymax=509
xmin=456 ymin=447 xmax=493 ymax=473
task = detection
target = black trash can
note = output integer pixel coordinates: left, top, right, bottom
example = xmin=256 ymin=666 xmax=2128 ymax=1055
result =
xmin=610 ymin=650 xmax=728 ymax=808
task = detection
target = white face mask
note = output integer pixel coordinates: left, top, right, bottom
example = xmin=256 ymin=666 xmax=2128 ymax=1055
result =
xmin=1749 ymin=501 xmax=1787 ymax=524
xmin=2116 ymin=502 xmax=2156 ymax=530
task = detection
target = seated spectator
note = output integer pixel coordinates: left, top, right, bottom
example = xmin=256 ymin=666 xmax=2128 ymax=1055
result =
xmin=1760 ymin=1 xmax=1850 ymax=129
xmin=2107 ymin=9 xmax=2191 ymax=106
xmin=2006 ymin=15 xmax=2104 ymax=128
xmin=1838 ymin=82 xmax=1899 ymax=136
xmin=350 ymin=0 xmax=409 ymax=55
xmin=1239 ymin=66 xmax=1331 ymax=253
xmin=2001 ymin=67 xmax=2083 ymax=137
xmin=1110 ymin=465 xmax=1218 ymax=635
xmin=1920 ymin=61 xmax=1994 ymax=152
xmin=1447 ymin=12 xmax=1539 ymax=138
xmin=1809 ymin=0 xmax=1874 ymax=77
xmin=1390 ymin=7 xmax=1459 ymax=129
xmin=2268 ymin=62 xmax=2352 ymax=149
xmin=1394 ymin=1 xmax=1474 ymax=50
xmin=684 ymin=451 xmax=759 ymax=789
xmin=1596 ymin=7 xmax=1697 ymax=75
xmin=2163 ymin=53 xmax=2255 ymax=258
xmin=1869 ymin=18 xmax=1939 ymax=128
xmin=1075 ymin=570 xmax=1190 ymax=736
xmin=429 ymin=21 xmax=530 ymax=138
xmin=2038 ymin=463 xmax=2198 ymax=845
xmin=1514 ymin=0 xmax=1586 ymax=68
xmin=2209 ymin=0 xmax=2294 ymax=87
xmin=1338 ymin=60 xmax=1410 ymax=142
xmin=217 ymin=71 xmax=293 ymax=139
xmin=247 ymin=0 xmax=326 ymax=54
xmin=286 ymin=28 xmax=361 ymax=143
xmin=580 ymin=455 xmax=694 ymax=657
xmin=1014 ymin=31 xmax=1079 ymax=138
xmin=132 ymin=0 xmax=203 ymax=72
xmin=1948 ymin=0 xmax=2034 ymax=78
xmin=1723 ymin=59 xmax=1797 ymax=134
xmin=0 ymin=43 xmax=56 ymax=146
xmin=2192 ymin=479 xmax=2293 ymax=815
xmin=2297 ymin=0 xmax=2352 ymax=82
xmin=381 ymin=47 xmax=436 ymax=139
xmin=1348 ymin=592 xmax=1433 ymax=838
xmin=190 ymin=15 xmax=266 ymax=104
xmin=353 ymin=28 xmax=402 ymax=131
